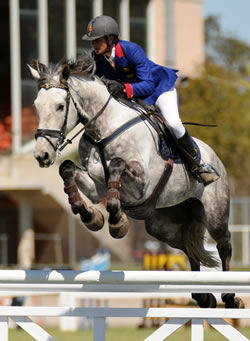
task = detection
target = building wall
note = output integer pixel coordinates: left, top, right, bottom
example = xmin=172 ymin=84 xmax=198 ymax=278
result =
xmin=152 ymin=0 xmax=167 ymax=66
xmin=174 ymin=0 xmax=204 ymax=76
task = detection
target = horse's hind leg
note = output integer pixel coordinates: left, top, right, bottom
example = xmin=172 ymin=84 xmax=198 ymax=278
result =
xmin=188 ymin=258 xmax=217 ymax=308
xmin=204 ymin=192 xmax=245 ymax=309
xmin=208 ymin=224 xmax=245 ymax=308
xmin=59 ymin=160 xmax=104 ymax=231
xmin=106 ymin=158 xmax=130 ymax=238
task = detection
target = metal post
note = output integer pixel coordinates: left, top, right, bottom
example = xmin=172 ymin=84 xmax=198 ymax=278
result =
xmin=120 ymin=0 xmax=130 ymax=41
xmin=191 ymin=319 xmax=204 ymax=341
xmin=9 ymin=0 xmax=22 ymax=154
xmin=0 ymin=317 xmax=8 ymax=341
xmin=93 ymin=317 xmax=106 ymax=341
xmin=65 ymin=0 xmax=76 ymax=59
xmin=242 ymin=200 xmax=249 ymax=266
xmin=38 ymin=0 xmax=49 ymax=64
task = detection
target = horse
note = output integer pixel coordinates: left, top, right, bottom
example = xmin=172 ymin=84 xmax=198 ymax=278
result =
xmin=28 ymin=53 xmax=244 ymax=309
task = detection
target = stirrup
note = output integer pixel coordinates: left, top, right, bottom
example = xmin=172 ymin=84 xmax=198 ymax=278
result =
xmin=191 ymin=163 xmax=220 ymax=186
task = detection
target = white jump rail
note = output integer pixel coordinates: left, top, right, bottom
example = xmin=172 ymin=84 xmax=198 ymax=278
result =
xmin=0 ymin=270 xmax=250 ymax=340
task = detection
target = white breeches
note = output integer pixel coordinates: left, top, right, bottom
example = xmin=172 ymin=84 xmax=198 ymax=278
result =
xmin=155 ymin=87 xmax=185 ymax=139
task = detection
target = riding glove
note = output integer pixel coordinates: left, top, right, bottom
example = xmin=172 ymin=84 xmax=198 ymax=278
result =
xmin=106 ymin=80 xmax=125 ymax=98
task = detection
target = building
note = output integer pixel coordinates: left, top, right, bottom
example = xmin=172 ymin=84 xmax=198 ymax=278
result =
xmin=0 ymin=0 xmax=204 ymax=268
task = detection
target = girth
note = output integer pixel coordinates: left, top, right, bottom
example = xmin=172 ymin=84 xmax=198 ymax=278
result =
xmin=122 ymin=158 xmax=173 ymax=220
xmin=83 ymin=115 xmax=147 ymax=184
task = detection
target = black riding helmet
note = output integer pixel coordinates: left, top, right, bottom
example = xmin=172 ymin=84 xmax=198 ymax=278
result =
xmin=82 ymin=15 xmax=119 ymax=44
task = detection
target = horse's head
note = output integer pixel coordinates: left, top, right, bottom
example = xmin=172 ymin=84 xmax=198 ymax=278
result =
xmin=28 ymin=60 xmax=76 ymax=167
xmin=29 ymin=53 xmax=110 ymax=168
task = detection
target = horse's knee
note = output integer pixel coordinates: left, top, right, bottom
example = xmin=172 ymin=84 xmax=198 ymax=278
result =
xmin=217 ymin=240 xmax=232 ymax=259
xmin=106 ymin=176 xmax=122 ymax=215
xmin=59 ymin=160 xmax=76 ymax=183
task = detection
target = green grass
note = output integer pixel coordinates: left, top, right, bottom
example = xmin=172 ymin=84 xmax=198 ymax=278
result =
xmin=8 ymin=326 xmax=250 ymax=341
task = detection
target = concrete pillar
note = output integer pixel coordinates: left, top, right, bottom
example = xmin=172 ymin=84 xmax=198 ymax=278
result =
xmin=38 ymin=0 xmax=49 ymax=64
xmin=9 ymin=0 xmax=22 ymax=154
xmin=65 ymin=0 xmax=76 ymax=59
xmin=17 ymin=195 xmax=34 ymax=268
xmin=165 ymin=0 xmax=175 ymax=68
xmin=93 ymin=0 xmax=103 ymax=16
xmin=146 ymin=0 xmax=155 ymax=60
xmin=120 ymin=0 xmax=130 ymax=41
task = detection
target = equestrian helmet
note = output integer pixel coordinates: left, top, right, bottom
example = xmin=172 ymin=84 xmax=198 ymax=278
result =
xmin=82 ymin=16 xmax=119 ymax=41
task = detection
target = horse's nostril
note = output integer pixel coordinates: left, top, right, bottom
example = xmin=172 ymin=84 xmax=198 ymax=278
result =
xmin=43 ymin=152 xmax=49 ymax=161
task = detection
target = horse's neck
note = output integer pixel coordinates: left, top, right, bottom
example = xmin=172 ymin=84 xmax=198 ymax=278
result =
xmin=71 ymin=77 xmax=136 ymax=140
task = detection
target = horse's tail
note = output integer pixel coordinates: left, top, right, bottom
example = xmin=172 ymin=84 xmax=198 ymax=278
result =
xmin=182 ymin=219 xmax=219 ymax=268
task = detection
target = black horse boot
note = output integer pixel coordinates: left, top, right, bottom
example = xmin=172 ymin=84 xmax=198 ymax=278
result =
xmin=178 ymin=130 xmax=220 ymax=186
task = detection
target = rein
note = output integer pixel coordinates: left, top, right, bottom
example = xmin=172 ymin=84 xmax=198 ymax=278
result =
xmin=59 ymin=93 xmax=112 ymax=151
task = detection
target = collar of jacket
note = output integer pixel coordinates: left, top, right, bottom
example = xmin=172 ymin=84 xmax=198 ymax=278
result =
xmin=115 ymin=41 xmax=124 ymax=58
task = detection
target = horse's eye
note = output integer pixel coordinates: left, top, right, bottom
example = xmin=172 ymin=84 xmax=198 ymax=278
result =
xmin=57 ymin=104 xmax=64 ymax=111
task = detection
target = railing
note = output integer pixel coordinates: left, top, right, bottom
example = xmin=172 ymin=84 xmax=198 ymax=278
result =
xmin=0 ymin=270 xmax=250 ymax=340
xmin=230 ymin=225 xmax=250 ymax=266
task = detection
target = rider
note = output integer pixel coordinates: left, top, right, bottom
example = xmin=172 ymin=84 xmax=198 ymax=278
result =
xmin=82 ymin=15 xmax=219 ymax=186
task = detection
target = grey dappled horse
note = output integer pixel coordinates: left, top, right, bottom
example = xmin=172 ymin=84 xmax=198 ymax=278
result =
xmin=28 ymin=53 xmax=243 ymax=309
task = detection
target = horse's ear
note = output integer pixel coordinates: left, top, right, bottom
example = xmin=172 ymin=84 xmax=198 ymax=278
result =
xmin=60 ymin=64 xmax=70 ymax=83
xmin=27 ymin=64 xmax=40 ymax=80
xmin=27 ymin=60 xmax=48 ymax=80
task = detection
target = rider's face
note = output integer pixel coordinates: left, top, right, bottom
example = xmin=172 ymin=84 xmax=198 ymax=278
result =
xmin=92 ymin=37 xmax=108 ymax=55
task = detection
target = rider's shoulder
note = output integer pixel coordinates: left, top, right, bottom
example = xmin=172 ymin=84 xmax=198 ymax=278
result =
xmin=118 ymin=40 xmax=146 ymax=57
xmin=118 ymin=40 xmax=144 ymax=52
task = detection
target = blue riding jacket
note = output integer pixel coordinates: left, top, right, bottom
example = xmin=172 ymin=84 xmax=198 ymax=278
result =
xmin=93 ymin=40 xmax=178 ymax=106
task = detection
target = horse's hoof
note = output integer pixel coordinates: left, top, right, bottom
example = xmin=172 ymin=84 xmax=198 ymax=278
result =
xmin=82 ymin=207 xmax=105 ymax=232
xmin=234 ymin=297 xmax=245 ymax=309
xmin=109 ymin=212 xmax=129 ymax=239
xmin=192 ymin=293 xmax=217 ymax=308
xmin=224 ymin=296 xmax=245 ymax=309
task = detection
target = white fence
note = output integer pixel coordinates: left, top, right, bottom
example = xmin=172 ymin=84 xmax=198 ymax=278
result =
xmin=0 ymin=270 xmax=250 ymax=340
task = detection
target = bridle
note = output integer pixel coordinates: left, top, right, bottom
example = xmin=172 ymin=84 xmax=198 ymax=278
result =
xmin=35 ymin=83 xmax=71 ymax=152
xmin=35 ymin=82 xmax=112 ymax=152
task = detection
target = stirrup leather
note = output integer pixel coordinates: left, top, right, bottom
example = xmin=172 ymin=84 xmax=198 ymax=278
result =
xmin=191 ymin=163 xmax=220 ymax=186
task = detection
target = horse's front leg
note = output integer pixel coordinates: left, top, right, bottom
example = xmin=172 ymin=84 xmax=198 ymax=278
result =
xmin=106 ymin=158 xmax=130 ymax=238
xmin=106 ymin=157 xmax=145 ymax=239
xmin=59 ymin=160 xmax=104 ymax=231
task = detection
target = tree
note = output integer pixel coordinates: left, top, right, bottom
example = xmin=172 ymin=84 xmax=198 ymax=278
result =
xmin=178 ymin=17 xmax=250 ymax=194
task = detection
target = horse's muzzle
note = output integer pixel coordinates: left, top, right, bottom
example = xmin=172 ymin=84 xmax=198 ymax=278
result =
xmin=34 ymin=151 xmax=53 ymax=168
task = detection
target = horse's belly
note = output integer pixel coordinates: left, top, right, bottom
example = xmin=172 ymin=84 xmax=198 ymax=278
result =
xmin=155 ymin=164 xmax=204 ymax=208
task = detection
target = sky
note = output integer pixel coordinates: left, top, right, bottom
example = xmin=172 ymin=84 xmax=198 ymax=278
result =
xmin=203 ymin=0 xmax=250 ymax=46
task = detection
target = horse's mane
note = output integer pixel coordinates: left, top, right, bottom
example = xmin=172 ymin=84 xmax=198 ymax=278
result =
xmin=31 ymin=51 xmax=96 ymax=86
xmin=68 ymin=51 xmax=96 ymax=79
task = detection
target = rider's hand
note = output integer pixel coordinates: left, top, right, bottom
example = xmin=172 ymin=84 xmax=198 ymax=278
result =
xmin=107 ymin=80 xmax=125 ymax=98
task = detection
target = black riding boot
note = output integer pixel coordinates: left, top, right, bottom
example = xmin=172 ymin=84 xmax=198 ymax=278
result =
xmin=178 ymin=130 xmax=220 ymax=186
